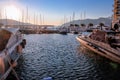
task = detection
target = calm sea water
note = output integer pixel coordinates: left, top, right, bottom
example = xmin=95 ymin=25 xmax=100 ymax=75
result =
xmin=9 ymin=34 xmax=120 ymax=80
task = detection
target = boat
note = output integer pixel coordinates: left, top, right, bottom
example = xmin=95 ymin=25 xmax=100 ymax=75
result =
xmin=76 ymin=26 xmax=120 ymax=63
xmin=59 ymin=27 xmax=67 ymax=35
xmin=59 ymin=31 xmax=67 ymax=35
xmin=0 ymin=28 xmax=26 ymax=80
xmin=73 ymin=31 xmax=78 ymax=34
xmin=76 ymin=0 xmax=120 ymax=63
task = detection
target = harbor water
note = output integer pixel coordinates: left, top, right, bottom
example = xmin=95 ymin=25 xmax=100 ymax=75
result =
xmin=9 ymin=34 xmax=120 ymax=80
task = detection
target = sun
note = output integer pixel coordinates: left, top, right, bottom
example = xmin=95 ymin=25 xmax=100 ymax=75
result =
xmin=4 ymin=5 xmax=21 ymax=20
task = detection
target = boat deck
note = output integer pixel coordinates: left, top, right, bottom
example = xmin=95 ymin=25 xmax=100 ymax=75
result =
xmin=77 ymin=36 xmax=120 ymax=63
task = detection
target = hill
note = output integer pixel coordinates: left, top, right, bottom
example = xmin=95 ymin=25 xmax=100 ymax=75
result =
xmin=0 ymin=19 xmax=32 ymax=25
xmin=63 ymin=17 xmax=112 ymax=27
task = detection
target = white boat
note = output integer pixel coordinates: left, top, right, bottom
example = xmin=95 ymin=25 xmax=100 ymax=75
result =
xmin=0 ymin=28 xmax=26 ymax=80
xmin=76 ymin=29 xmax=120 ymax=64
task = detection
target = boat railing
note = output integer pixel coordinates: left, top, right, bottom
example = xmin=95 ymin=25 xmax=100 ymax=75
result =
xmin=0 ymin=48 xmax=20 ymax=80
xmin=6 ymin=33 xmax=23 ymax=50
xmin=80 ymin=36 xmax=120 ymax=56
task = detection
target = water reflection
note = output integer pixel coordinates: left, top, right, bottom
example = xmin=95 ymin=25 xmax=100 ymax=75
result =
xmin=8 ymin=34 xmax=120 ymax=80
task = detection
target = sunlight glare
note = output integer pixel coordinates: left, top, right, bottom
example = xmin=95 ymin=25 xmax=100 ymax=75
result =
xmin=4 ymin=5 xmax=21 ymax=20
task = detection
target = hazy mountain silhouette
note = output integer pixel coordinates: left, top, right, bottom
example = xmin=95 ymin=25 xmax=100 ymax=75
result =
xmin=63 ymin=17 xmax=112 ymax=27
xmin=0 ymin=19 xmax=33 ymax=25
xmin=0 ymin=17 xmax=112 ymax=27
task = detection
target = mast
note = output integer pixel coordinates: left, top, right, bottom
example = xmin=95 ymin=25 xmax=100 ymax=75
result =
xmin=26 ymin=6 xmax=28 ymax=24
xmin=22 ymin=10 xmax=24 ymax=29
xmin=5 ymin=9 xmax=7 ymax=27
xmin=34 ymin=12 xmax=36 ymax=29
xmin=80 ymin=12 xmax=83 ymax=25
xmin=72 ymin=12 xmax=75 ymax=25
xmin=43 ymin=15 xmax=44 ymax=25
xmin=64 ymin=15 xmax=65 ymax=27
xmin=40 ymin=14 xmax=42 ymax=25
xmin=0 ymin=9 xmax=2 ymax=23
xmin=84 ymin=11 xmax=86 ymax=20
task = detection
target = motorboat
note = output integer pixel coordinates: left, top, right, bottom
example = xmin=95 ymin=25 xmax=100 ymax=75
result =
xmin=0 ymin=28 xmax=26 ymax=80
xmin=76 ymin=27 xmax=120 ymax=63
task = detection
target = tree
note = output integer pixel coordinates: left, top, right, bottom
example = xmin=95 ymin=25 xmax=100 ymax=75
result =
xmin=81 ymin=23 xmax=86 ymax=27
xmin=70 ymin=24 xmax=74 ymax=26
xmin=75 ymin=24 xmax=79 ymax=27
xmin=99 ymin=23 xmax=104 ymax=30
xmin=88 ymin=23 xmax=94 ymax=28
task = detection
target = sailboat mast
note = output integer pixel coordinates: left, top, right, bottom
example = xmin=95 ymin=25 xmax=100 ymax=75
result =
xmin=26 ymin=6 xmax=28 ymax=24
xmin=40 ymin=14 xmax=42 ymax=25
xmin=34 ymin=12 xmax=36 ymax=28
xmin=43 ymin=15 xmax=44 ymax=25
xmin=22 ymin=10 xmax=24 ymax=29
xmin=5 ymin=9 xmax=7 ymax=27
xmin=72 ymin=12 xmax=75 ymax=25
xmin=84 ymin=11 xmax=86 ymax=20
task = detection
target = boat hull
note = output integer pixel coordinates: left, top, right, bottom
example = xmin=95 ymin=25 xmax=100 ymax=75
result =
xmin=0 ymin=28 xmax=26 ymax=80
xmin=76 ymin=36 xmax=120 ymax=63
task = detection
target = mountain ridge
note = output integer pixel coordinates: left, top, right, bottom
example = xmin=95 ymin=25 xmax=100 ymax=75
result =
xmin=63 ymin=17 xmax=112 ymax=27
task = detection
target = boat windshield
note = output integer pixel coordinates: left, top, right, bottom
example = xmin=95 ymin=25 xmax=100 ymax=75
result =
xmin=0 ymin=29 xmax=11 ymax=51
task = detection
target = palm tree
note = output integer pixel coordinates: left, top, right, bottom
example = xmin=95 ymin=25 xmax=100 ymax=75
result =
xmin=75 ymin=24 xmax=79 ymax=27
xmin=88 ymin=23 xmax=93 ymax=28
xmin=81 ymin=23 xmax=86 ymax=27
xmin=70 ymin=24 xmax=74 ymax=26
xmin=99 ymin=23 xmax=104 ymax=30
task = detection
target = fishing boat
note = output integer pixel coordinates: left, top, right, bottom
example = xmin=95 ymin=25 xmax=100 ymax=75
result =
xmin=0 ymin=28 xmax=26 ymax=80
xmin=76 ymin=24 xmax=120 ymax=63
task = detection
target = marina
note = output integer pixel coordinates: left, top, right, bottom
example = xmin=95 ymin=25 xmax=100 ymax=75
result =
xmin=7 ymin=34 xmax=120 ymax=80
xmin=0 ymin=0 xmax=120 ymax=80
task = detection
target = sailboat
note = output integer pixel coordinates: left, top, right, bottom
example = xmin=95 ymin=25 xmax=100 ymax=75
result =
xmin=59 ymin=16 xmax=67 ymax=35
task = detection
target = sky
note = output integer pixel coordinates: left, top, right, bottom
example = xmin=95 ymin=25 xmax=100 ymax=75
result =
xmin=0 ymin=0 xmax=114 ymax=25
